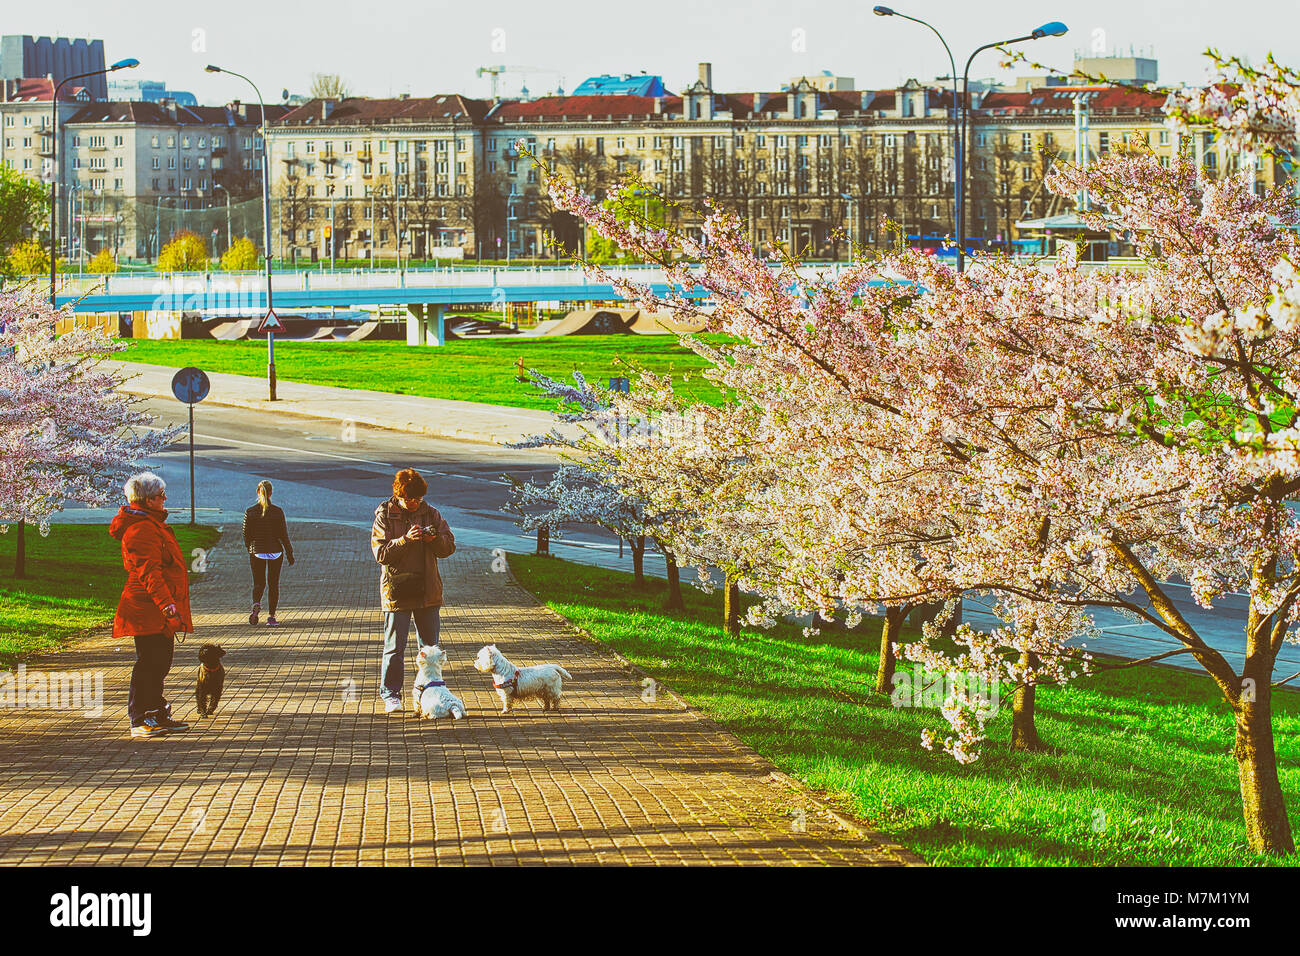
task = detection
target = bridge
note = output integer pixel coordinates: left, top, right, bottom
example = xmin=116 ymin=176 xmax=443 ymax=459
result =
xmin=47 ymin=263 xmax=863 ymax=345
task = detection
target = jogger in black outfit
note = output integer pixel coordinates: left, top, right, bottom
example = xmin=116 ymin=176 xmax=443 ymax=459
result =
xmin=243 ymin=480 xmax=295 ymax=626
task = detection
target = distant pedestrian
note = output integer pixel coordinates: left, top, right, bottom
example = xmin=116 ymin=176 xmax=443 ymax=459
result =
xmin=243 ymin=480 xmax=294 ymax=626
xmin=371 ymin=468 xmax=456 ymax=714
xmin=110 ymin=472 xmax=193 ymax=739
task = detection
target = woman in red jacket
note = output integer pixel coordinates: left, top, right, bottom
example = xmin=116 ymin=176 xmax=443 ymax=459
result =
xmin=110 ymin=472 xmax=194 ymax=739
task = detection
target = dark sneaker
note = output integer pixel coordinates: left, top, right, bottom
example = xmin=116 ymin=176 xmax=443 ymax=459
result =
xmin=249 ymin=603 xmax=260 ymax=625
xmin=156 ymin=714 xmax=190 ymax=733
xmin=266 ymin=617 xmax=279 ymax=627
xmin=130 ymin=717 xmax=169 ymax=739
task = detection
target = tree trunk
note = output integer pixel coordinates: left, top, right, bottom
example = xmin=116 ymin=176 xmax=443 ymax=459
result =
xmin=663 ymin=548 xmax=684 ymax=612
xmin=631 ymin=535 xmax=645 ymax=586
xmin=1010 ymin=651 xmax=1046 ymax=752
xmin=14 ymin=519 xmax=26 ymax=578
xmin=536 ymin=524 xmax=549 ymax=556
xmin=874 ymin=605 xmax=909 ymax=695
xmin=1233 ymin=676 xmax=1295 ymax=854
xmin=723 ymin=572 xmax=741 ymax=638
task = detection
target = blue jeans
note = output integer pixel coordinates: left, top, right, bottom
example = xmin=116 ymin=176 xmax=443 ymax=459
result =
xmin=380 ymin=606 xmax=440 ymax=702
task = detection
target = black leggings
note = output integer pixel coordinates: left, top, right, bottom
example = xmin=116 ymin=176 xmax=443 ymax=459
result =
xmin=250 ymin=555 xmax=284 ymax=615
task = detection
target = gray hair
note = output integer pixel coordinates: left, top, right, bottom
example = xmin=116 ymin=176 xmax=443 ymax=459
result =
xmin=124 ymin=472 xmax=166 ymax=503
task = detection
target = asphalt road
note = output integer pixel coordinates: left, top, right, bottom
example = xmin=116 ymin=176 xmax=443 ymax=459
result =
xmin=58 ymin=396 xmax=1300 ymax=682
xmin=58 ymin=396 xmax=641 ymax=574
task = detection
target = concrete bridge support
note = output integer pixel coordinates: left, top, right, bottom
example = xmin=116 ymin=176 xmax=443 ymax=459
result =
xmin=405 ymin=303 xmax=445 ymax=346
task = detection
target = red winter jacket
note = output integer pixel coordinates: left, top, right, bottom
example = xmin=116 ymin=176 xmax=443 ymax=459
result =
xmin=110 ymin=504 xmax=194 ymax=639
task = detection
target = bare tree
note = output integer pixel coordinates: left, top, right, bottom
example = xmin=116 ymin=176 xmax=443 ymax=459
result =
xmin=309 ymin=74 xmax=352 ymax=99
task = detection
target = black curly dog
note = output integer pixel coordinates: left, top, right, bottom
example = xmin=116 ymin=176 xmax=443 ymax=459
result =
xmin=196 ymin=644 xmax=226 ymax=717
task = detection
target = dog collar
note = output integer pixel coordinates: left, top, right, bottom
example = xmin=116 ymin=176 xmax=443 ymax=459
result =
xmin=200 ymin=664 xmax=222 ymax=673
xmin=415 ymin=680 xmax=446 ymax=695
xmin=493 ymin=669 xmax=521 ymax=691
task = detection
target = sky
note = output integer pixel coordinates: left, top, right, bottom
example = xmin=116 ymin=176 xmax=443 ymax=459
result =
xmin=10 ymin=0 xmax=1299 ymax=105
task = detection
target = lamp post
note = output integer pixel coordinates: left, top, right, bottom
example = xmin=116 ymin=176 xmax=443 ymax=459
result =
xmin=871 ymin=7 xmax=958 ymax=257
xmin=206 ymin=64 xmax=277 ymax=400
xmin=872 ymin=8 xmax=1066 ymax=271
xmin=66 ymin=182 xmax=80 ymax=270
xmin=839 ymin=192 xmax=857 ymax=253
xmin=959 ymin=22 xmax=1067 ymax=267
xmin=49 ymin=58 xmax=138 ymax=304
xmin=214 ymin=182 xmax=232 ymax=253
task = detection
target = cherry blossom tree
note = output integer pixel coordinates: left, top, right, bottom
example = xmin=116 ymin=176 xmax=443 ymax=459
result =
xmin=530 ymin=124 xmax=1300 ymax=854
xmin=0 ymin=288 xmax=178 ymax=576
xmin=507 ymin=369 xmax=688 ymax=606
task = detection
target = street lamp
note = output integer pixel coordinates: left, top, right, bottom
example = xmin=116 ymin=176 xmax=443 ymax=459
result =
xmin=873 ymin=9 xmax=1066 ymax=271
xmin=214 ymin=182 xmax=232 ymax=254
xmin=958 ymin=23 xmax=1066 ymax=267
xmin=872 ymin=6 xmax=958 ymax=254
xmin=206 ymin=64 xmax=278 ymax=400
xmin=49 ymin=57 xmax=138 ymax=304
xmin=839 ymin=192 xmax=857 ymax=251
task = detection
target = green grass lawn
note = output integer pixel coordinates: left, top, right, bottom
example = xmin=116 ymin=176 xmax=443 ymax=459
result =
xmin=118 ymin=335 xmax=729 ymax=410
xmin=509 ymin=553 xmax=1300 ymax=866
xmin=0 ymin=523 xmax=222 ymax=667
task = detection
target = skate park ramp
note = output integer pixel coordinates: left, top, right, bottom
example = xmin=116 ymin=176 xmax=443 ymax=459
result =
xmin=627 ymin=309 xmax=709 ymax=334
xmin=525 ymin=307 xmax=708 ymax=336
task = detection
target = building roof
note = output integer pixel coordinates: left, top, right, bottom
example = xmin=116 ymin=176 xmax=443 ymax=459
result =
xmin=980 ymin=85 xmax=1166 ymax=116
xmin=275 ymin=95 xmax=491 ymax=126
xmin=572 ymin=74 xmax=668 ymax=97
xmin=64 ymin=100 xmax=293 ymax=126
xmin=1 ymin=76 xmax=92 ymax=103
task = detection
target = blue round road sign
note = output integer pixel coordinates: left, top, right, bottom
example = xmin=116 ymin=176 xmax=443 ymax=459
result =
xmin=171 ymin=366 xmax=210 ymax=404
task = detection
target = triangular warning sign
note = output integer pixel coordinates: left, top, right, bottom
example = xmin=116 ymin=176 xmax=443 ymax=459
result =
xmin=258 ymin=308 xmax=284 ymax=332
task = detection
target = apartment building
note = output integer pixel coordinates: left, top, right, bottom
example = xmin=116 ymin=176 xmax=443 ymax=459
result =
xmin=1 ymin=78 xmax=287 ymax=260
xmin=262 ymin=63 xmax=1291 ymax=262
xmin=265 ymin=95 xmax=492 ymax=262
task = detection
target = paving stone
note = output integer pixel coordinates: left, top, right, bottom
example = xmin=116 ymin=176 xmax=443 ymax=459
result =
xmin=0 ymin=521 xmax=921 ymax=866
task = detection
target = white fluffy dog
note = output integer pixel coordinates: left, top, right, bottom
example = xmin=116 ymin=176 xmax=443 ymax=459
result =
xmin=473 ymin=644 xmax=572 ymax=714
xmin=413 ymin=645 xmax=467 ymax=720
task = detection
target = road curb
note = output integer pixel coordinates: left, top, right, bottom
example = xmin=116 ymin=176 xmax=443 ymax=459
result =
xmin=117 ymin=381 xmax=511 ymax=447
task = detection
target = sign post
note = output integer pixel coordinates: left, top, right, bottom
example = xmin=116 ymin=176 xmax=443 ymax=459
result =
xmin=171 ymin=366 xmax=211 ymax=525
xmin=259 ymin=309 xmax=283 ymax=399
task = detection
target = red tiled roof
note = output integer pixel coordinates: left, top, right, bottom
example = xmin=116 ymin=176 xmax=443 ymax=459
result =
xmin=3 ymin=76 xmax=91 ymax=102
xmin=980 ymin=86 xmax=1165 ymax=114
xmin=277 ymin=95 xmax=490 ymax=126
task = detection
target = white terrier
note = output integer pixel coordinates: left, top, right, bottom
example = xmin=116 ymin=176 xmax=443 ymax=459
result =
xmin=413 ymin=645 xmax=467 ymax=720
xmin=473 ymin=644 xmax=572 ymax=714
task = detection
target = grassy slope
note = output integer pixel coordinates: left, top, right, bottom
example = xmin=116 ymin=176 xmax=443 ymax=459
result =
xmin=0 ymin=523 xmax=222 ymax=666
xmin=119 ymin=335 xmax=729 ymax=410
xmin=510 ymin=553 xmax=1300 ymax=866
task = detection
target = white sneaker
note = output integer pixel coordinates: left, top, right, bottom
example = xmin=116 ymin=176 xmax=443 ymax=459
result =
xmin=383 ymin=698 xmax=403 ymax=715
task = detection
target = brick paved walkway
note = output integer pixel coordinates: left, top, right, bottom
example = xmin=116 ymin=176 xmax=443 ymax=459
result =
xmin=0 ymin=522 xmax=921 ymax=866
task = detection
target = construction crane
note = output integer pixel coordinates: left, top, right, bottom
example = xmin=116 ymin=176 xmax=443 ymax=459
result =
xmin=477 ymin=65 xmax=565 ymax=99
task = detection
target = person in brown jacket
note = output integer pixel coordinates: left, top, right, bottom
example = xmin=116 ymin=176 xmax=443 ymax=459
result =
xmin=110 ymin=471 xmax=194 ymax=738
xmin=371 ymin=468 xmax=455 ymax=714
